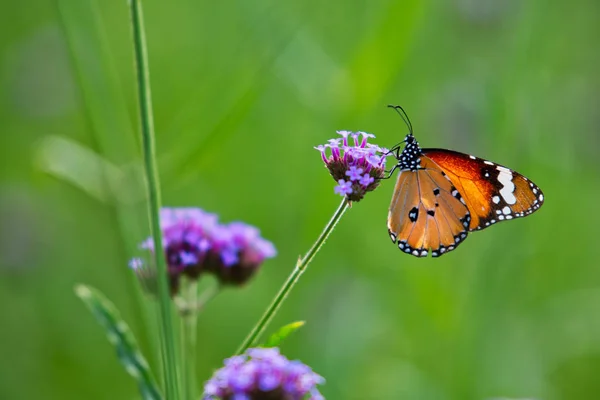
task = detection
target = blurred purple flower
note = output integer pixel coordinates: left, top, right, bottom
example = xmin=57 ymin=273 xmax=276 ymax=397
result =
xmin=130 ymin=207 xmax=276 ymax=295
xmin=315 ymin=130 xmax=387 ymax=202
xmin=203 ymin=347 xmax=325 ymax=400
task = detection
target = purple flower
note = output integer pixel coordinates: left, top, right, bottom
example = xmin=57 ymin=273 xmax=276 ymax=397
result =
xmin=315 ymin=130 xmax=387 ymax=202
xmin=334 ymin=179 xmax=353 ymax=196
xmin=129 ymin=207 xmax=276 ymax=295
xmin=345 ymin=166 xmax=363 ymax=181
xmin=359 ymin=174 xmax=374 ymax=187
xmin=129 ymin=258 xmax=144 ymax=270
xmin=202 ymin=347 xmax=325 ymax=400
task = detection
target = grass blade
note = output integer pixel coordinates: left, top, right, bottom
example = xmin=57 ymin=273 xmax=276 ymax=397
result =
xmin=128 ymin=1 xmax=181 ymax=397
xmin=75 ymin=284 xmax=163 ymax=400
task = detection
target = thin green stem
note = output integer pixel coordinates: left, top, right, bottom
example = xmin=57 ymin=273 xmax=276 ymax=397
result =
xmin=175 ymin=282 xmax=220 ymax=316
xmin=181 ymin=281 xmax=198 ymax=400
xmin=236 ymin=198 xmax=350 ymax=354
xmin=129 ymin=1 xmax=180 ymax=399
xmin=179 ymin=282 xmax=220 ymax=400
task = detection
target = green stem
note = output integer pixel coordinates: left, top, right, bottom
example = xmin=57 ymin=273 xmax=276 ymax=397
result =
xmin=129 ymin=1 xmax=180 ymax=399
xmin=236 ymin=198 xmax=350 ymax=354
xmin=179 ymin=282 xmax=220 ymax=400
xmin=181 ymin=281 xmax=198 ymax=400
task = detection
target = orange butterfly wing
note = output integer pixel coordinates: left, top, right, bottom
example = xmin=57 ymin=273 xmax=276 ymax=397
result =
xmin=387 ymin=157 xmax=471 ymax=257
xmin=423 ymin=149 xmax=544 ymax=231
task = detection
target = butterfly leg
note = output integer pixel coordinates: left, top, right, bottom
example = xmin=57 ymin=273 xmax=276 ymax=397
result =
xmin=382 ymin=163 xmax=400 ymax=179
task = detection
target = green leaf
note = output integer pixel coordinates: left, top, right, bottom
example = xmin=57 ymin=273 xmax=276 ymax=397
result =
xmin=263 ymin=321 xmax=305 ymax=348
xmin=35 ymin=135 xmax=145 ymax=204
xmin=75 ymin=284 xmax=163 ymax=400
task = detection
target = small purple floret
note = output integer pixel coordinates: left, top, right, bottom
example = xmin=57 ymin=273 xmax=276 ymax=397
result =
xmin=334 ymin=179 xmax=353 ymax=196
xmin=359 ymin=174 xmax=374 ymax=187
xmin=128 ymin=258 xmax=144 ymax=270
xmin=179 ymin=251 xmax=198 ymax=266
xmin=314 ymin=145 xmax=328 ymax=163
xmin=345 ymin=166 xmax=364 ymax=181
xmin=230 ymin=394 xmax=251 ymax=400
xmin=336 ymin=130 xmax=351 ymax=146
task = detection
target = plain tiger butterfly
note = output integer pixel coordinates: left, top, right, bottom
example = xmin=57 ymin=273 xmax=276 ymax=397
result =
xmin=386 ymin=105 xmax=544 ymax=258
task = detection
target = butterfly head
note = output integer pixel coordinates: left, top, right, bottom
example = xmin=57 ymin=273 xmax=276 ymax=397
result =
xmin=396 ymin=134 xmax=422 ymax=171
xmin=387 ymin=105 xmax=422 ymax=170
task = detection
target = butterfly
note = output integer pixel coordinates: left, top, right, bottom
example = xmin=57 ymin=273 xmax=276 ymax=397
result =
xmin=385 ymin=105 xmax=544 ymax=257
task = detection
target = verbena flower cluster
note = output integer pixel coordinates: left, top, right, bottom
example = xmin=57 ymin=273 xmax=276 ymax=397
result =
xmin=203 ymin=347 xmax=325 ymax=400
xmin=315 ymin=131 xmax=387 ymax=202
xmin=130 ymin=207 xmax=276 ymax=295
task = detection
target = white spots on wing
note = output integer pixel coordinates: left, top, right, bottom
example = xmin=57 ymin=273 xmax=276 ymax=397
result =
xmin=463 ymin=214 xmax=471 ymax=229
xmin=412 ymin=250 xmax=419 ymax=256
xmin=539 ymin=193 xmax=544 ymax=202
xmin=420 ymin=250 xmax=427 ymax=256
xmin=533 ymin=188 xmax=538 ymax=194
xmin=484 ymin=161 xmax=494 ymax=165
xmin=497 ymin=167 xmax=516 ymax=205
xmin=492 ymin=196 xmax=500 ymax=204
xmin=469 ymin=155 xmax=476 ymax=160
xmin=502 ymin=206 xmax=511 ymax=215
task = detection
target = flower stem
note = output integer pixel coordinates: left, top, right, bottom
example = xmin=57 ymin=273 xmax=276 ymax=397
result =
xmin=129 ymin=1 xmax=180 ymax=398
xmin=236 ymin=198 xmax=350 ymax=354
xmin=180 ymin=282 xmax=219 ymax=400
xmin=181 ymin=281 xmax=198 ymax=400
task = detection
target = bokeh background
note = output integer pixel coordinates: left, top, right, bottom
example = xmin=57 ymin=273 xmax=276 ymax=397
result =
xmin=2 ymin=0 xmax=600 ymax=399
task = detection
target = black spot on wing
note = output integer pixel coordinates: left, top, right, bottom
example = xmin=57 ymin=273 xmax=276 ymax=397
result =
xmin=408 ymin=206 xmax=419 ymax=222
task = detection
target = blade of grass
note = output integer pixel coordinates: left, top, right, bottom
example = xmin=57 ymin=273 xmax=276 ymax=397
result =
xmin=129 ymin=1 xmax=181 ymax=398
xmin=75 ymin=284 xmax=163 ymax=400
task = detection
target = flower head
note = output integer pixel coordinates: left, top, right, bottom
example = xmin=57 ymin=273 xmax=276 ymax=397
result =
xmin=315 ymin=131 xmax=387 ymax=202
xmin=130 ymin=207 xmax=276 ymax=295
xmin=203 ymin=347 xmax=325 ymax=400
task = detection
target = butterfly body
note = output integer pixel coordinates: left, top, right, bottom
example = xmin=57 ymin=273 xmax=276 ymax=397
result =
xmin=387 ymin=130 xmax=544 ymax=258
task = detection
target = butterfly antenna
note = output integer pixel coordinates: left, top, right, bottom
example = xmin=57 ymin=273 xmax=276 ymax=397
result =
xmin=387 ymin=104 xmax=413 ymax=135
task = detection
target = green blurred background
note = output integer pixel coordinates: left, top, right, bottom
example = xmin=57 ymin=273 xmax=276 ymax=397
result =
xmin=2 ymin=0 xmax=599 ymax=399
